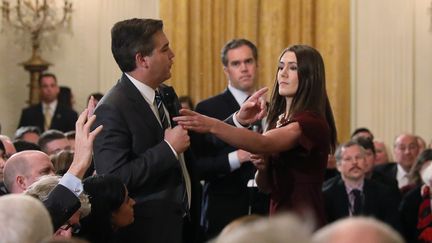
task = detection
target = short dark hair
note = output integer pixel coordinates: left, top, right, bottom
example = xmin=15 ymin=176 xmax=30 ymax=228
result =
xmin=38 ymin=73 xmax=57 ymax=86
xmin=15 ymin=126 xmax=41 ymax=140
xmin=111 ymin=18 xmax=163 ymax=72
xmin=353 ymin=136 xmax=376 ymax=155
xmin=13 ymin=140 xmax=41 ymax=152
xmin=351 ymin=127 xmax=374 ymax=140
xmin=221 ymin=39 xmax=258 ymax=67
xmin=38 ymin=130 xmax=66 ymax=152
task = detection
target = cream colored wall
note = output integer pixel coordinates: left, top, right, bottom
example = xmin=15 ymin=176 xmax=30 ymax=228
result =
xmin=0 ymin=0 xmax=159 ymax=137
xmin=351 ymin=0 xmax=432 ymax=154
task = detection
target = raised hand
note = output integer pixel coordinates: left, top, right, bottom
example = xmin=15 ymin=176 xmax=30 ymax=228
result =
xmin=173 ymin=109 xmax=219 ymax=134
xmin=236 ymin=87 xmax=268 ymax=125
xmin=164 ymin=125 xmax=190 ymax=154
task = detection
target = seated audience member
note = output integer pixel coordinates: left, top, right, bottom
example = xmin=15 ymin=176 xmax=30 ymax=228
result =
xmin=3 ymin=150 xmax=55 ymax=193
xmin=417 ymin=135 xmax=427 ymax=154
xmin=0 ymin=194 xmax=54 ymax=243
xmin=39 ymin=129 xmax=71 ymax=155
xmin=351 ymin=127 xmax=374 ymax=140
xmin=18 ymin=73 xmax=78 ymax=133
xmin=399 ymin=149 xmax=432 ymax=242
xmin=15 ymin=126 xmax=41 ymax=144
xmin=51 ymin=149 xmax=74 ymax=175
xmin=373 ymin=139 xmax=390 ymax=165
xmin=13 ymin=139 xmax=41 ymax=152
xmin=214 ymin=213 xmax=313 ymax=243
xmin=77 ymin=174 xmax=135 ymax=243
xmin=374 ymin=133 xmax=420 ymax=190
xmin=179 ymin=95 xmax=195 ymax=110
xmin=312 ymin=217 xmax=404 ymax=243
xmin=25 ymin=175 xmax=91 ymax=239
xmin=65 ymin=131 xmax=76 ymax=151
xmin=323 ymin=141 xmax=400 ymax=230
xmin=0 ymin=135 xmax=17 ymax=159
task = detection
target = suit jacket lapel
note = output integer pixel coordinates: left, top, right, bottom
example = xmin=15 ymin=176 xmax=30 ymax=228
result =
xmin=336 ymin=178 xmax=351 ymax=217
xmin=222 ymin=89 xmax=241 ymax=113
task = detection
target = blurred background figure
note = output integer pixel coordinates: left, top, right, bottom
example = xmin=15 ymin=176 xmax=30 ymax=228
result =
xmin=373 ymin=139 xmax=390 ymax=165
xmin=179 ymin=95 xmax=195 ymax=110
xmin=50 ymin=150 xmax=74 ymax=176
xmin=58 ymin=86 xmax=76 ymax=111
xmin=14 ymin=126 xmax=41 ymax=144
xmin=13 ymin=140 xmax=41 ymax=152
xmin=39 ymin=130 xmax=70 ymax=155
xmin=87 ymin=92 xmax=104 ymax=107
xmin=65 ymin=131 xmax=76 ymax=151
xmin=351 ymin=127 xmax=374 ymax=141
xmin=416 ymin=135 xmax=426 ymax=154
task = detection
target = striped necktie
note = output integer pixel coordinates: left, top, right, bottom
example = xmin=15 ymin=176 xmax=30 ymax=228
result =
xmin=154 ymin=90 xmax=169 ymax=129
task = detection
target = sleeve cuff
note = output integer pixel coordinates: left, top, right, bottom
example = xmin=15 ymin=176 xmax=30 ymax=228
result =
xmin=164 ymin=139 xmax=179 ymax=159
xmin=59 ymin=172 xmax=83 ymax=197
xmin=228 ymin=151 xmax=241 ymax=171
xmin=232 ymin=112 xmax=249 ymax=128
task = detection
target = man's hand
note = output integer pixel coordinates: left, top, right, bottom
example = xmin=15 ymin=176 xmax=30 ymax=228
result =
xmin=236 ymin=87 xmax=268 ymax=125
xmin=164 ymin=125 xmax=190 ymax=154
xmin=237 ymin=149 xmax=252 ymax=164
xmin=250 ymin=153 xmax=268 ymax=171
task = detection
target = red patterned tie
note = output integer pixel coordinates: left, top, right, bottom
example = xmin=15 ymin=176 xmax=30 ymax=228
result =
xmin=418 ymin=185 xmax=432 ymax=242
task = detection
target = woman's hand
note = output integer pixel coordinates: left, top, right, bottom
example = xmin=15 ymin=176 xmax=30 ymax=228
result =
xmin=250 ymin=153 xmax=268 ymax=171
xmin=236 ymin=87 xmax=268 ymax=125
xmin=173 ymin=109 xmax=219 ymax=133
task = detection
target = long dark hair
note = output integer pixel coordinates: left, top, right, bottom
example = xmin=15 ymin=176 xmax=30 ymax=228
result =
xmin=79 ymin=175 xmax=126 ymax=242
xmin=408 ymin=149 xmax=432 ymax=186
xmin=266 ymin=45 xmax=337 ymax=153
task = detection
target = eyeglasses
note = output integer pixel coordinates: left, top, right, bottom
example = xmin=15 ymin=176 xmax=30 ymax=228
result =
xmin=59 ymin=223 xmax=81 ymax=234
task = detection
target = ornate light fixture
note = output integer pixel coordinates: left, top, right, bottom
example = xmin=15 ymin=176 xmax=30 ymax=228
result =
xmin=1 ymin=0 xmax=73 ymax=104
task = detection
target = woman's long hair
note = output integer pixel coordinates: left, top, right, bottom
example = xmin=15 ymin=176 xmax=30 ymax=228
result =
xmin=266 ymin=45 xmax=337 ymax=153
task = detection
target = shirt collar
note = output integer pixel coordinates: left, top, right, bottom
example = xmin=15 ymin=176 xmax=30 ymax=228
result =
xmin=125 ymin=73 xmax=156 ymax=104
xmin=227 ymin=84 xmax=250 ymax=106
xmin=42 ymin=100 xmax=57 ymax=112
xmin=344 ymin=180 xmax=364 ymax=194
xmin=396 ymin=163 xmax=408 ymax=180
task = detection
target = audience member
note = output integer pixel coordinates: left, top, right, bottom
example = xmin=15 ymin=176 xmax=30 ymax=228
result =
xmin=25 ymin=175 xmax=91 ymax=238
xmin=374 ymin=133 xmax=420 ymax=190
xmin=179 ymin=95 xmax=194 ymax=110
xmin=51 ymin=149 xmax=74 ymax=175
xmin=175 ymin=45 xmax=337 ymax=228
xmin=58 ymin=86 xmax=76 ymax=110
xmin=323 ymin=141 xmax=400 ymax=230
xmin=65 ymin=131 xmax=76 ymax=150
xmin=92 ymin=18 xmax=200 ymax=243
xmin=77 ymin=174 xmax=135 ymax=243
xmin=0 ymin=194 xmax=53 ymax=243
xmin=399 ymin=149 xmax=432 ymax=242
xmin=0 ymin=135 xmax=17 ymax=159
xmin=191 ymin=38 xmax=268 ymax=238
xmin=351 ymin=127 xmax=374 ymax=140
xmin=214 ymin=213 xmax=313 ymax=243
xmin=18 ymin=73 xmax=78 ymax=132
xmin=13 ymin=139 xmax=41 ymax=152
xmin=14 ymin=125 xmax=41 ymax=144
xmin=416 ymin=135 xmax=427 ymax=154
xmin=373 ymin=139 xmax=390 ymax=165
xmin=312 ymin=217 xmax=404 ymax=243
xmin=39 ymin=129 xmax=71 ymax=155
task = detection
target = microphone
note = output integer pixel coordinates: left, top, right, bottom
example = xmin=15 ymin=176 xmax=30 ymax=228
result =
xmin=160 ymin=85 xmax=181 ymax=126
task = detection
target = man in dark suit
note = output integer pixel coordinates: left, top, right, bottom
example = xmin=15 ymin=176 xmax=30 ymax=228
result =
xmin=323 ymin=141 xmax=400 ymax=231
xmin=92 ymin=18 xmax=201 ymax=243
xmin=18 ymin=73 xmax=78 ymax=133
xmin=374 ymin=133 xmax=419 ymax=191
xmin=191 ymin=39 xmax=268 ymax=239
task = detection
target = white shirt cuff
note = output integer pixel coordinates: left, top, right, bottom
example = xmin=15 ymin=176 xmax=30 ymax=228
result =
xmin=59 ymin=172 xmax=83 ymax=197
xmin=164 ymin=139 xmax=179 ymax=159
xmin=232 ymin=112 xmax=249 ymax=128
xmin=228 ymin=151 xmax=241 ymax=171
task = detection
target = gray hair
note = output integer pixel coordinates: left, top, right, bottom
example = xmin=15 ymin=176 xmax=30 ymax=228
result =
xmin=334 ymin=141 xmax=365 ymax=165
xmin=25 ymin=175 xmax=91 ymax=217
xmin=0 ymin=194 xmax=53 ymax=243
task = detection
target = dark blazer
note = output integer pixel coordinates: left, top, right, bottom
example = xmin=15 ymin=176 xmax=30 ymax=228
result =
xmin=92 ymin=74 xmax=201 ymax=243
xmin=191 ymin=89 xmax=268 ymax=239
xmin=374 ymin=163 xmax=398 ymax=181
xmin=18 ymin=102 xmax=78 ymax=133
xmin=399 ymin=185 xmax=423 ymax=243
xmin=323 ymin=176 xmax=401 ymax=231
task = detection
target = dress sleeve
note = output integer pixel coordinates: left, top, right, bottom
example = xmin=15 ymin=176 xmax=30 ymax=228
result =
xmin=290 ymin=111 xmax=329 ymax=152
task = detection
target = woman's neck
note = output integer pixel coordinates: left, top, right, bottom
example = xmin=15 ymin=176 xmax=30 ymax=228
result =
xmin=284 ymin=97 xmax=293 ymax=118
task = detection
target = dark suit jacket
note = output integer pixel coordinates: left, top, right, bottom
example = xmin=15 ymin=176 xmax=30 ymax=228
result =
xmin=191 ymin=89 xmax=268 ymax=238
xmin=18 ymin=102 xmax=78 ymax=133
xmin=374 ymin=163 xmax=398 ymax=181
xmin=399 ymin=185 xmax=423 ymax=243
xmin=323 ymin=176 xmax=401 ymax=231
xmin=92 ymin=74 xmax=201 ymax=243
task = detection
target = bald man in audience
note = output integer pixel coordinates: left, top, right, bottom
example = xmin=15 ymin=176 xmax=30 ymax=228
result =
xmin=374 ymin=133 xmax=420 ymax=190
xmin=3 ymin=150 xmax=55 ymax=193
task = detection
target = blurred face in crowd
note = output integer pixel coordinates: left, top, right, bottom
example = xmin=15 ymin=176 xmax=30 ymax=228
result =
xmin=420 ymin=160 xmax=432 ymax=187
xmin=224 ymin=45 xmax=257 ymax=94
xmin=44 ymin=138 xmax=71 ymax=156
xmin=374 ymin=140 xmax=389 ymax=165
xmin=112 ymin=188 xmax=136 ymax=228
xmin=393 ymin=134 xmax=419 ymax=172
xmin=22 ymin=132 xmax=40 ymax=144
xmin=363 ymin=148 xmax=375 ymax=174
xmin=337 ymin=145 xmax=366 ymax=182
xmin=40 ymin=76 xmax=60 ymax=103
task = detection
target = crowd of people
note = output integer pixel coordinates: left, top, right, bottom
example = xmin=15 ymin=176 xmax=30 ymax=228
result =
xmin=0 ymin=17 xmax=431 ymax=243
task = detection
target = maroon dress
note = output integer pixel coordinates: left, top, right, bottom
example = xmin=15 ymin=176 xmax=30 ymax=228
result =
xmin=268 ymin=111 xmax=330 ymax=228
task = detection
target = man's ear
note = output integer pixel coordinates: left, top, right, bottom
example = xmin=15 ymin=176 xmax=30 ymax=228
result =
xmin=136 ymin=53 xmax=150 ymax=69
xmin=16 ymin=175 xmax=27 ymax=191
